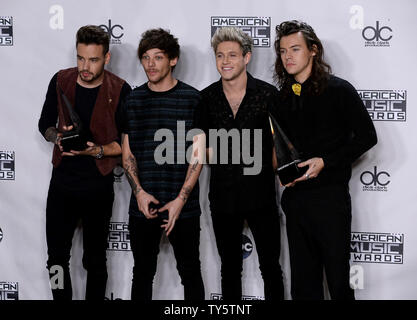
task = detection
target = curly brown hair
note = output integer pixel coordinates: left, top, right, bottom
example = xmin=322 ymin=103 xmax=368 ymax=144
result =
xmin=274 ymin=20 xmax=331 ymax=98
xmin=137 ymin=28 xmax=179 ymax=60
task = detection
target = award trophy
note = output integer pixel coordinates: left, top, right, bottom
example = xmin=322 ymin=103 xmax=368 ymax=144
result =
xmin=58 ymin=86 xmax=87 ymax=152
xmin=269 ymin=113 xmax=307 ymax=185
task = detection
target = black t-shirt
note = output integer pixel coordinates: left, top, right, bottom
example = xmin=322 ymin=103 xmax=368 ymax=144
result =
xmin=38 ymin=72 xmax=132 ymax=192
xmin=194 ymin=73 xmax=278 ymax=214
xmin=123 ymin=81 xmax=202 ymax=219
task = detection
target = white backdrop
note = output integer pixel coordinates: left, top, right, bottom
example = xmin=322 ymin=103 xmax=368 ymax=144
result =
xmin=0 ymin=0 xmax=416 ymax=300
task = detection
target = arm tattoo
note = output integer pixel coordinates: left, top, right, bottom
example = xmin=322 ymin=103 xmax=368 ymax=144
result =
xmin=181 ymin=159 xmax=199 ymax=202
xmin=179 ymin=186 xmax=192 ymax=203
xmin=124 ymin=154 xmax=142 ymax=196
xmin=184 ymin=159 xmax=199 ymax=182
xmin=191 ymin=160 xmax=199 ymax=171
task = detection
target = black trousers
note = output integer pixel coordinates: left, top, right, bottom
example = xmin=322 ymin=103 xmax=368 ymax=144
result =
xmin=129 ymin=215 xmax=205 ymax=300
xmin=211 ymin=208 xmax=284 ymax=300
xmin=281 ymin=184 xmax=355 ymax=300
xmin=45 ymin=182 xmax=113 ymax=300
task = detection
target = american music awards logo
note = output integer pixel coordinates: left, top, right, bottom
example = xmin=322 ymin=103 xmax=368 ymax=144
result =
xmin=0 ymin=282 xmax=19 ymax=300
xmin=0 ymin=16 xmax=13 ymax=46
xmin=107 ymin=222 xmax=131 ymax=251
xmin=211 ymin=16 xmax=271 ymax=47
xmin=351 ymin=232 xmax=404 ymax=264
xmin=358 ymin=90 xmax=406 ymax=121
xmin=0 ymin=151 xmax=15 ymax=180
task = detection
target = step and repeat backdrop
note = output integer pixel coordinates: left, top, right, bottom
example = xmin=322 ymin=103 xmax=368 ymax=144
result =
xmin=1 ymin=0 xmax=416 ymax=300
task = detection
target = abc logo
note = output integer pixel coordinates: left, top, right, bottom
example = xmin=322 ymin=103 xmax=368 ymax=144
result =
xmin=360 ymin=166 xmax=390 ymax=186
xmin=362 ymin=21 xmax=392 ymax=41
xmin=0 ymin=227 xmax=3 ymax=243
xmin=242 ymin=234 xmax=253 ymax=259
xmin=99 ymin=19 xmax=124 ymax=39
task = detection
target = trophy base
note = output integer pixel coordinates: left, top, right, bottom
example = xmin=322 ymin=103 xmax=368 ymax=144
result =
xmin=277 ymin=160 xmax=308 ymax=185
xmin=61 ymin=134 xmax=87 ymax=152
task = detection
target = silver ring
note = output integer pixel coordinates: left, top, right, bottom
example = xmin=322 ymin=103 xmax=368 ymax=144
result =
xmin=305 ymin=174 xmax=310 ymax=179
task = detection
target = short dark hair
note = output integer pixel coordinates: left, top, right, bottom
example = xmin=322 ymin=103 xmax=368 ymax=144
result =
xmin=274 ymin=20 xmax=331 ymax=97
xmin=76 ymin=25 xmax=110 ymax=55
xmin=137 ymin=28 xmax=180 ymax=61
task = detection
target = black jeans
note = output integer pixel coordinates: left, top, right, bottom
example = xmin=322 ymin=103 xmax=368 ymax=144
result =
xmin=129 ymin=215 xmax=205 ymax=300
xmin=211 ymin=208 xmax=284 ymax=300
xmin=45 ymin=182 xmax=113 ymax=300
xmin=281 ymin=184 xmax=355 ymax=300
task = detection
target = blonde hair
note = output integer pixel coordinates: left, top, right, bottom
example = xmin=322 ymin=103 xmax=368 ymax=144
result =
xmin=211 ymin=27 xmax=252 ymax=56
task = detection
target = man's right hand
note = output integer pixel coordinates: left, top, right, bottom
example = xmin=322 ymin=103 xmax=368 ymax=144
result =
xmin=58 ymin=125 xmax=78 ymax=156
xmin=284 ymin=157 xmax=324 ymax=187
xmin=136 ymin=190 xmax=159 ymax=219
xmin=46 ymin=126 xmax=72 ymax=155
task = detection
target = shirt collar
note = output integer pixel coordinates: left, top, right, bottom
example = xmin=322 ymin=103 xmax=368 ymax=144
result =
xmin=291 ymin=75 xmax=312 ymax=87
xmin=246 ymin=72 xmax=257 ymax=91
xmin=216 ymin=72 xmax=257 ymax=92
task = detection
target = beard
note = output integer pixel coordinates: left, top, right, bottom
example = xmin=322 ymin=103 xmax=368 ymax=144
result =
xmin=78 ymin=65 xmax=105 ymax=84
